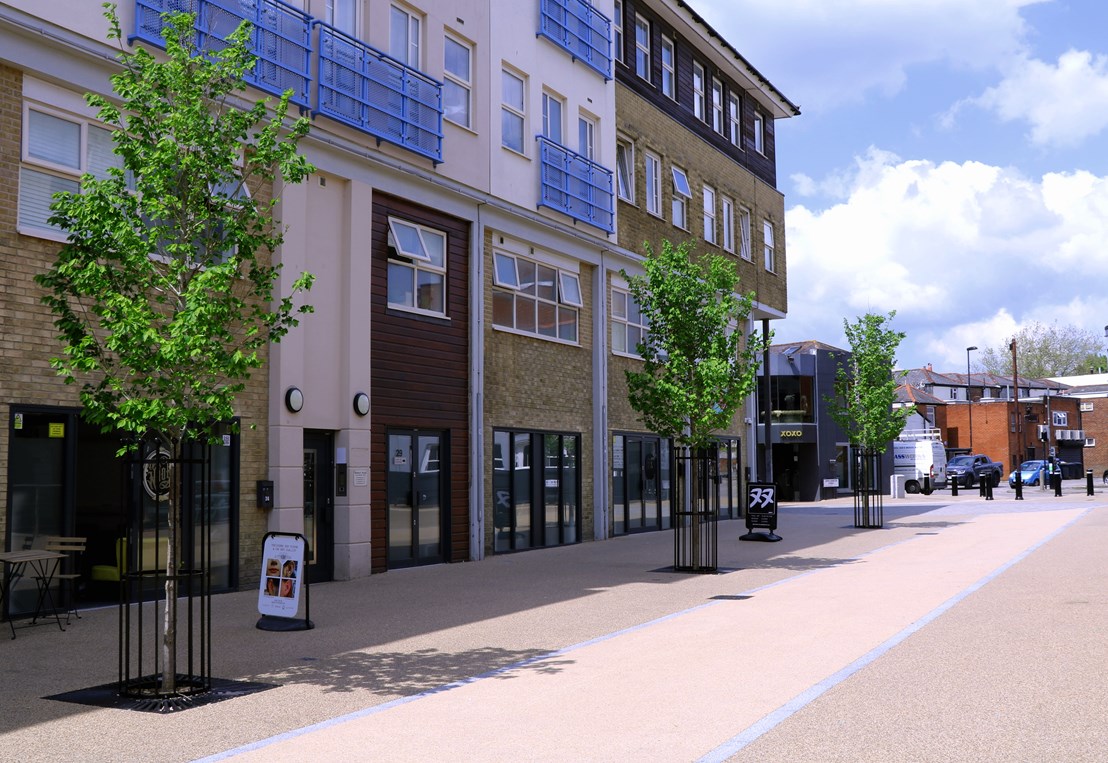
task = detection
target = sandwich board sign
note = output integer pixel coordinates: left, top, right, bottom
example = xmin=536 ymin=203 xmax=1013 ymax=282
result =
xmin=257 ymin=532 xmax=313 ymax=630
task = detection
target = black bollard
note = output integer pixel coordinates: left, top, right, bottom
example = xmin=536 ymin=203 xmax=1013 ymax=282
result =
xmin=978 ymin=477 xmax=987 ymax=498
xmin=1087 ymin=469 xmax=1095 ymax=497
xmin=1053 ymin=472 xmax=1062 ymax=497
xmin=985 ymin=478 xmax=994 ymax=500
xmin=1014 ymin=470 xmax=1023 ymax=500
xmin=923 ymin=475 xmax=931 ymax=495
xmin=951 ymin=477 xmax=958 ymax=497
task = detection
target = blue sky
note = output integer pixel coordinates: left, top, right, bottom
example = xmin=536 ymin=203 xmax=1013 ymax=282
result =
xmin=694 ymin=0 xmax=1108 ymax=373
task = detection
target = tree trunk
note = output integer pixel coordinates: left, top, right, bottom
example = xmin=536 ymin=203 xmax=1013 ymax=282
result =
xmin=162 ymin=441 xmax=179 ymax=694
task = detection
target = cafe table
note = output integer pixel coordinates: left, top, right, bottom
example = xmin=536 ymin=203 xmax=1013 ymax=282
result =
xmin=0 ymin=549 xmax=65 ymax=639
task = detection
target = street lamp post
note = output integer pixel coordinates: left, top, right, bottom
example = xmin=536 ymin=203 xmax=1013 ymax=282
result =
xmin=966 ymin=346 xmax=978 ymax=450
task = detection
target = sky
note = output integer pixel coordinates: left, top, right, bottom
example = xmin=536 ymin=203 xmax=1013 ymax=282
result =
xmin=693 ymin=0 xmax=1108 ymax=373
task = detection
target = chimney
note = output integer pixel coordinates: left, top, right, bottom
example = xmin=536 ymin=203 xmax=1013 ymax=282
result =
xmin=926 ymin=363 xmax=932 ymax=371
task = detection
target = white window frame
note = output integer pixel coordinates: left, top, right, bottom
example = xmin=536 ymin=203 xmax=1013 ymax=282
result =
xmin=501 ymin=68 xmax=526 ymax=154
xmin=721 ymin=196 xmax=734 ymax=253
xmin=389 ymin=4 xmax=421 ymax=67
xmin=387 ymin=216 xmax=448 ymax=317
xmin=753 ymin=110 xmax=765 ymax=154
xmin=616 ymin=137 xmax=634 ymax=202
xmin=613 ymin=0 xmax=624 ymax=63
xmin=763 ymin=219 xmax=775 ymax=272
xmin=738 ymin=206 xmax=752 ymax=260
xmin=542 ymin=91 xmax=564 ymax=144
xmin=671 ymin=166 xmax=691 ymax=229
xmin=578 ymin=114 xmax=596 ymax=160
xmin=19 ymin=104 xmax=123 ymax=241
xmin=661 ymin=34 xmax=675 ymax=100
xmin=611 ymin=286 xmax=649 ymax=358
xmin=492 ymin=251 xmax=581 ymax=343
xmin=326 ymin=0 xmax=358 ymax=34
xmin=1053 ymin=411 xmax=1068 ymax=427
xmin=645 ymin=150 xmax=661 ymax=217
xmin=703 ymin=185 xmax=716 ymax=245
xmin=634 ymin=14 xmax=651 ymax=81
xmin=728 ymin=93 xmax=741 ymax=146
xmin=692 ymin=62 xmax=705 ymax=121
xmin=711 ymin=77 xmax=724 ymax=134
xmin=443 ymin=33 xmax=472 ymax=129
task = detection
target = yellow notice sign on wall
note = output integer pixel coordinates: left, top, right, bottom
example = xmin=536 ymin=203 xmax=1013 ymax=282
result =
xmin=48 ymin=423 xmax=65 ymax=438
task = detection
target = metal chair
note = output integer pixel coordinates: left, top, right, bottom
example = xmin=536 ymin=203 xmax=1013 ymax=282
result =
xmin=43 ymin=537 xmax=86 ymax=625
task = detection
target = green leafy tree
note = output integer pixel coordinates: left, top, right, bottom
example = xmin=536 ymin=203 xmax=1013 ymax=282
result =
xmin=35 ymin=7 xmax=314 ymax=693
xmin=828 ymin=312 xmax=912 ymax=518
xmin=979 ymin=321 xmax=1104 ymax=378
xmin=623 ymin=239 xmax=765 ymax=450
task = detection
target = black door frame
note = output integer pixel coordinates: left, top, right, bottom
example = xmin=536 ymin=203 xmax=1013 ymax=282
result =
xmin=386 ymin=428 xmax=448 ymax=568
xmin=303 ymin=429 xmax=334 ymax=584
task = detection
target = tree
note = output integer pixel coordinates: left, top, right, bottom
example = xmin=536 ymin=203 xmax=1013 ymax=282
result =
xmin=828 ymin=312 xmax=913 ymax=522
xmin=979 ymin=322 xmax=1103 ymax=378
xmin=35 ymin=7 xmax=315 ymax=694
xmin=623 ymin=239 xmax=765 ymax=450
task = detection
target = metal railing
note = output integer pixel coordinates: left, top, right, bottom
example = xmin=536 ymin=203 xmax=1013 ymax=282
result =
xmin=538 ymin=0 xmax=612 ymax=80
xmin=537 ymin=135 xmax=614 ymax=233
xmin=133 ymin=0 xmax=313 ymax=109
xmin=314 ymin=22 xmax=443 ymax=164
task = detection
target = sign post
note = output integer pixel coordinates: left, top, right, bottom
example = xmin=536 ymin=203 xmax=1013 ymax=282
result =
xmin=256 ymin=532 xmax=314 ymax=631
xmin=740 ymin=481 xmax=782 ymax=542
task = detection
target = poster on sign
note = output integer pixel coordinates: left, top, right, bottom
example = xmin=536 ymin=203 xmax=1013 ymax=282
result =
xmin=258 ymin=534 xmax=305 ymax=618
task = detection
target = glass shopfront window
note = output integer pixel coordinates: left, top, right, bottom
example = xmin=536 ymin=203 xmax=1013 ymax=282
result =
xmin=492 ymin=429 xmax=580 ymax=553
xmin=611 ymin=433 xmax=672 ymax=535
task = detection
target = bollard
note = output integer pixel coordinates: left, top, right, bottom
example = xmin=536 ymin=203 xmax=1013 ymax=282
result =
xmin=923 ymin=475 xmax=931 ymax=495
xmin=1014 ymin=470 xmax=1023 ymax=500
xmin=985 ymin=478 xmax=994 ymax=500
xmin=1087 ymin=469 xmax=1095 ymax=497
xmin=1053 ymin=472 xmax=1062 ymax=497
xmin=978 ymin=477 xmax=987 ymax=498
xmin=951 ymin=477 xmax=958 ymax=497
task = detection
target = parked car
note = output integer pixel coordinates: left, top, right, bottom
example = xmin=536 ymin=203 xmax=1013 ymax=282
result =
xmin=946 ymin=454 xmax=1004 ymax=488
xmin=1008 ymin=460 xmax=1047 ymax=487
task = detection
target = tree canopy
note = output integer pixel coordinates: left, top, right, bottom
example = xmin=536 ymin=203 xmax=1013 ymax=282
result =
xmin=979 ymin=321 xmax=1104 ymax=378
xmin=623 ymin=239 xmax=765 ymax=450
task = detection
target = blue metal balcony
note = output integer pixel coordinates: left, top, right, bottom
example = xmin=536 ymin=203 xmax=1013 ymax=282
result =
xmin=133 ymin=0 xmax=313 ymax=110
xmin=537 ymin=136 xmax=614 ymax=233
xmin=538 ymin=0 xmax=612 ymax=80
xmin=314 ymin=22 xmax=443 ymax=164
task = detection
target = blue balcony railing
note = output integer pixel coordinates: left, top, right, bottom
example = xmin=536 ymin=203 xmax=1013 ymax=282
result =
xmin=537 ymin=136 xmax=614 ymax=233
xmin=314 ymin=22 xmax=443 ymax=164
xmin=133 ymin=0 xmax=313 ymax=109
xmin=538 ymin=0 xmax=612 ymax=80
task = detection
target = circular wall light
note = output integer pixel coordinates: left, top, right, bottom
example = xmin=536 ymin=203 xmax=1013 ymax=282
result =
xmin=284 ymin=386 xmax=304 ymax=413
xmin=353 ymin=392 xmax=370 ymax=416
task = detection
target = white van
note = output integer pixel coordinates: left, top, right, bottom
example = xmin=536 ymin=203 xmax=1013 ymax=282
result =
xmin=893 ymin=429 xmax=948 ymax=494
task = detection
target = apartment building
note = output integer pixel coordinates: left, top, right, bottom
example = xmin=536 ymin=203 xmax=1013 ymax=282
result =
xmin=0 ymin=0 xmax=792 ymax=613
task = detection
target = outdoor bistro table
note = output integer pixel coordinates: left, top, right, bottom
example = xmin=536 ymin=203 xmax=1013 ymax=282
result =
xmin=0 ymin=549 xmax=65 ymax=639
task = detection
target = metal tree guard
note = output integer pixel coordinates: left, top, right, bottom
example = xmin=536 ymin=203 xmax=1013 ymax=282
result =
xmin=673 ymin=445 xmax=719 ymax=572
xmin=117 ymin=434 xmax=213 ymax=709
xmin=853 ymin=447 xmax=884 ymax=528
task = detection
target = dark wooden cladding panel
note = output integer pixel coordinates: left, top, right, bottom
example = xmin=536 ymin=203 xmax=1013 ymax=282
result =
xmin=370 ymin=193 xmax=470 ymax=572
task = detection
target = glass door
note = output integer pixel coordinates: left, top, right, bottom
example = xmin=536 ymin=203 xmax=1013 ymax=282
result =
xmin=613 ymin=434 xmax=670 ymax=534
xmin=303 ymin=430 xmax=334 ymax=584
xmin=387 ymin=430 xmax=446 ymax=567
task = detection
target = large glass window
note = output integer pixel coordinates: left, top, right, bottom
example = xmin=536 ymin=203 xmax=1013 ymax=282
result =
xmin=753 ymin=110 xmax=765 ymax=153
xmin=387 ymin=217 xmax=447 ymax=315
xmin=716 ymin=438 xmax=741 ymax=519
xmin=492 ymin=251 xmax=580 ymax=342
xmin=721 ymin=196 xmax=735 ymax=252
xmin=493 ymin=430 xmax=580 ymax=552
xmin=739 ymin=206 xmax=752 ymax=260
xmin=611 ymin=434 xmax=671 ymax=535
xmin=769 ymin=374 xmax=814 ymax=423
xmin=728 ymin=93 xmax=741 ymax=146
xmin=501 ymin=69 xmax=526 ymax=153
xmin=443 ymin=35 xmax=472 ymax=128
xmin=703 ymin=185 xmax=716 ymax=245
xmin=326 ymin=0 xmax=357 ymax=33
xmin=613 ymin=0 xmax=624 ymax=63
xmin=671 ymin=166 xmax=691 ymax=229
xmin=611 ymin=287 xmax=648 ymax=356
xmin=661 ymin=35 xmax=675 ymax=99
xmin=616 ymin=138 xmax=634 ymax=202
xmin=711 ymin=77 xmax=724 ymax=133
xmin=389 ymin=4 xmax=421 ymax=67
xmin=542 ymin=91 xmax=564 ymax=144
xmin=692 ymin=62 xmax=706 ymax=121
xmin=634 ymin=14 xmax=650 ymax=81
xmin=645 ymin=151 xmax=661 ymax=216
xmin=763 ymin=219 xmax=776 ymax=273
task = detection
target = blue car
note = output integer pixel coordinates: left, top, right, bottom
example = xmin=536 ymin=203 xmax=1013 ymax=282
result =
xmin=1008 ymin=459 xmax=1047 ymax=487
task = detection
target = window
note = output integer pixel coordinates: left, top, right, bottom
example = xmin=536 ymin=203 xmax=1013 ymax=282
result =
xmin=692 ymin=62 xmax=705 ymax=121
xmin=613 ymin=0 xmax=623 ymax=63
xmin=634 ymin=14 xmax=650 ymax=81
xmin=703 ymin=185 xmax=716 ymax=244
xmin=711 ymin=77 xmax=724 ymax=133
xmin=492 ymin=429 xmax=580 ymax=552
xmin=501 ymin=69 xmax=525 ymax=153
xmin=326 ymin=0 xmax=357 ymax=33
xmin=1053 ymin=411 xmax=1068 ymax=427
xmin=443 ymin=35 xmax=472 ymax=128
xmin=387 ymin=217 xmax=447 ymax=315
xmin=542 ymin=91 xmax=564 ymax=143
xmin=763 ymin=219 xmax=775 ymax=272
xmin=721 ymin=196 xmax=734 ymax=252
xmin=19 ymin=106 xmax=123 ymax=239
xmin=578 ymin=115 xmax=595 ymax=160
xmin=661 ymin=35 xmax=675 ymax=99
xmin=611 ymin=287 xmax=649 ymax=356
xmin=1081 ymin=401 xmax=1094 ymax=412
xmin=645 ymin=151 xmax=661 ymax=216
xmin=492 ymin=251 xmax=580 ymax=342
xmin=611 ymin=433 xmax=672 ymax=534
xmin=738 ymin=206 xmax=751 ymax=260
xmin=389 ymin=4 xmax=421 ymax=67
xmin=616 ymin=138 xmax=634 ymax=202
xmin=753 ymin=110 xmax=765 ymax=153
xmin=728 ymin=93 xmax=741 ymax=146
xmin=671 ymin=166 xmax=690 ymax=229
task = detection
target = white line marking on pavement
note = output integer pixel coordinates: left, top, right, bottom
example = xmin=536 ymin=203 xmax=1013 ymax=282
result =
xmin=695 ymin=507 xmax=1094 ymax=763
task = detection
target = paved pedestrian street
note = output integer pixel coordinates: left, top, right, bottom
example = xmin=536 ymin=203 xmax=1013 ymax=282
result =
xmin=2 ymin=490 xmax=1106 ymax=762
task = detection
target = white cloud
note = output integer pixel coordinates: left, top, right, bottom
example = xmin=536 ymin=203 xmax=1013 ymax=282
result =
xmin=781 ymin=150 xmax=1108 ymax=370
xmin=969 ymin=50 xmax=1108 ymax=147
xmin=693 ymin=0 xmax=1042 ymax=113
